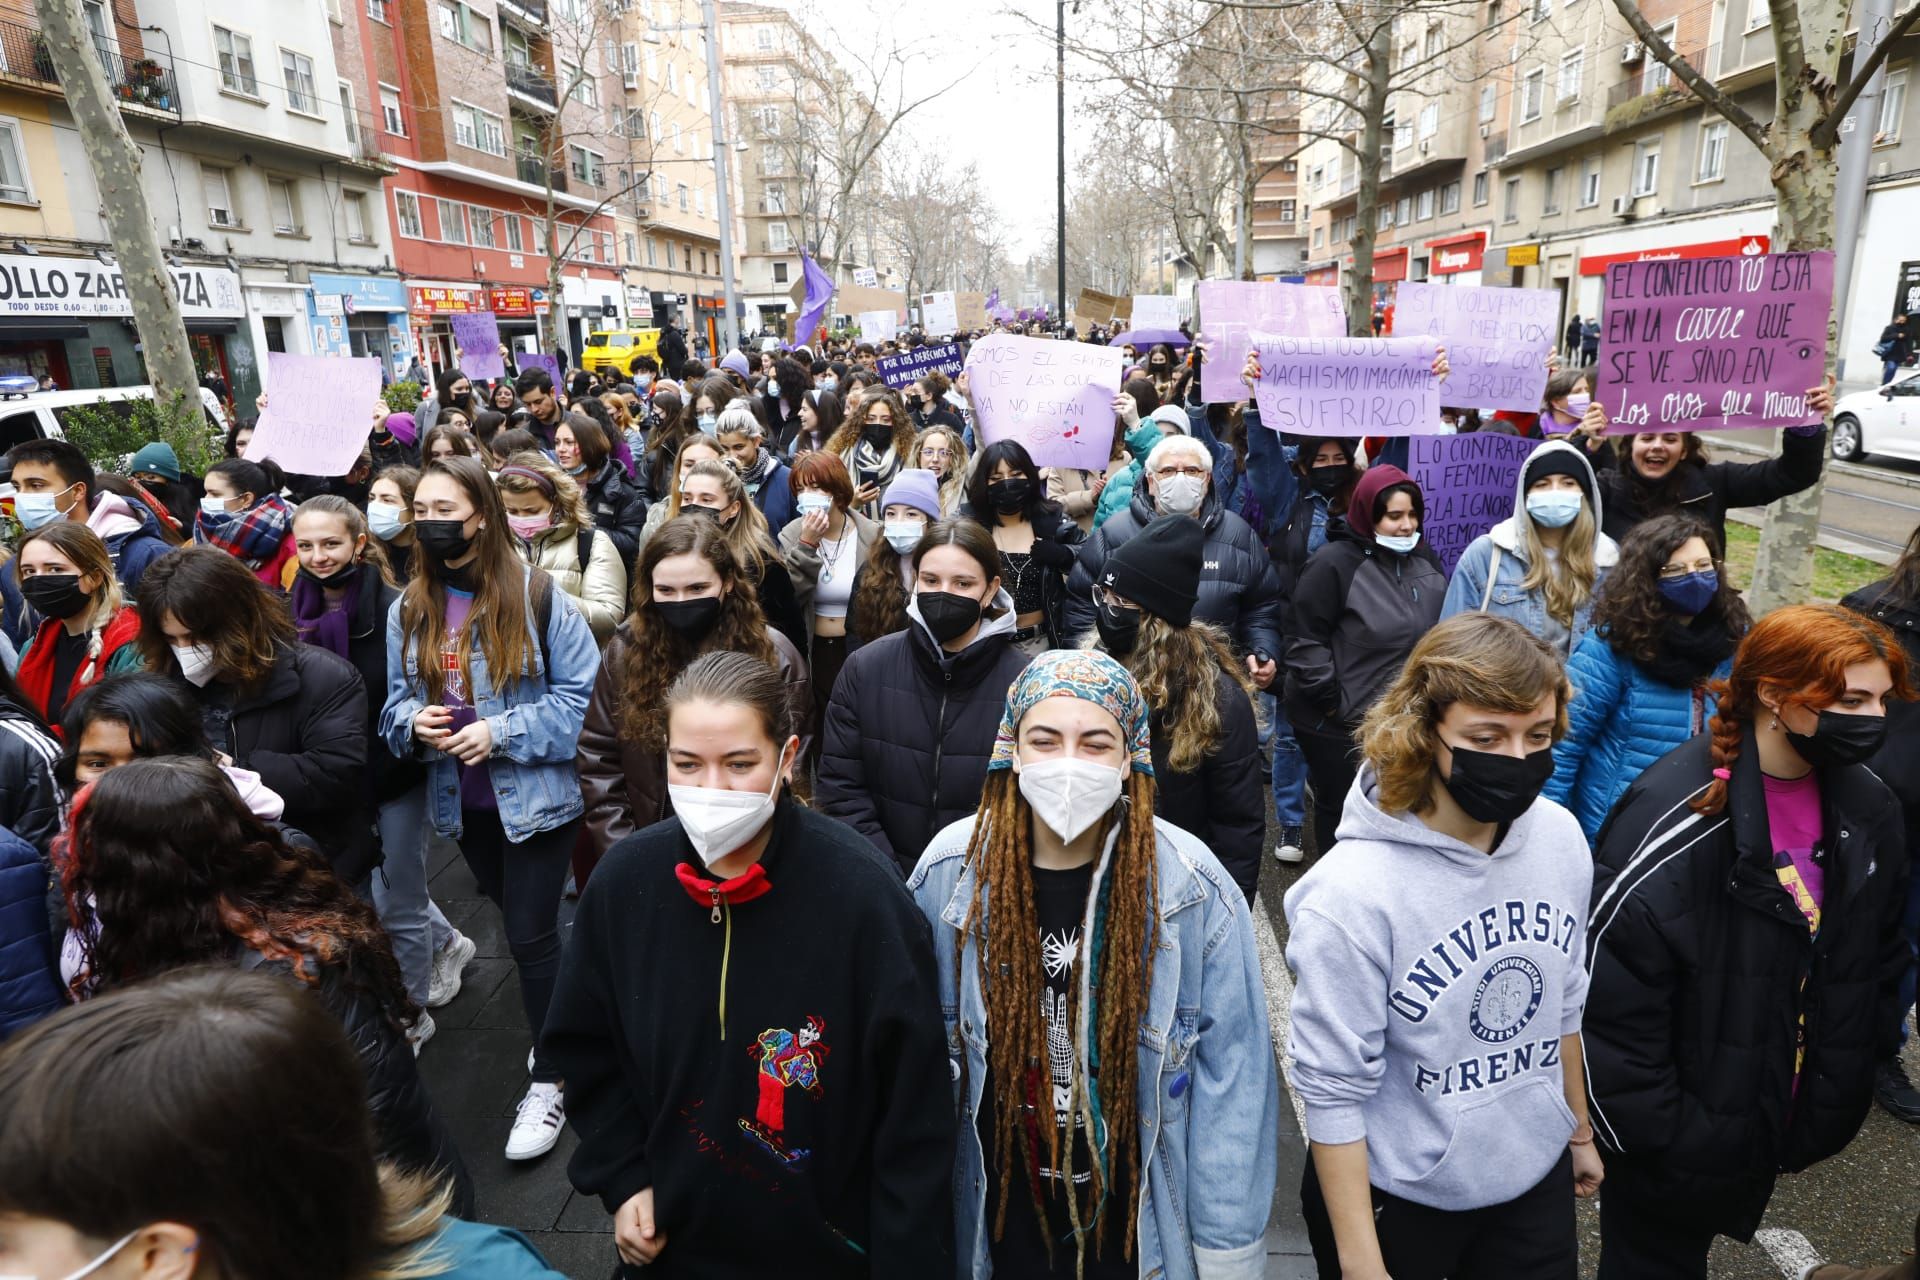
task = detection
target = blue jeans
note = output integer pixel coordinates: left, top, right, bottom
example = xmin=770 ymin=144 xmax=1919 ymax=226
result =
xmin=1263 ymin=693 xmax=1308 ymax=830
xmin=373 ymin=784 xmax=455 ymax=1005
xmin=1886 ymin=360 xmax=1903 ymax=386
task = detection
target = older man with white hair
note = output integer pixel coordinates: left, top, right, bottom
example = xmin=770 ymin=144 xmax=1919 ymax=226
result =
xmin=1065 ymin=432 xmax=1284 ymax=688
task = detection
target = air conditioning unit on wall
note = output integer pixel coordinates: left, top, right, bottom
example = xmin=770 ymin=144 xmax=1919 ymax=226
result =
xmin=1622 ymin=41 xmax=1644 ymax=62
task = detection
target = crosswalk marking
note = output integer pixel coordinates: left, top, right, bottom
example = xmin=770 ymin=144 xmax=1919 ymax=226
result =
xmin=1755 ymin=1228 xmax=1822 ymax=1278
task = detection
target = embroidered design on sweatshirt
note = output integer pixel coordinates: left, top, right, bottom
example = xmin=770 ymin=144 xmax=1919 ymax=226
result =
xmin=740 ymin=1015 xmax=830 ymax=1167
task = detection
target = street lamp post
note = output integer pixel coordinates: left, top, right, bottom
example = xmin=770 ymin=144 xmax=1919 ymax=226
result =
xmin=699 ymin=0 xmax=741 ymax=358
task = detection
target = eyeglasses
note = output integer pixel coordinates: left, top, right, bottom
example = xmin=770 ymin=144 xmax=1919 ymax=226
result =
xmin=1658 ymin=558 xmax=1718 ymax=578
xmin=920 ymin=446 xmax=951 ymax=460
xmin=1155 ymin=465 xmax=1208 ymax=480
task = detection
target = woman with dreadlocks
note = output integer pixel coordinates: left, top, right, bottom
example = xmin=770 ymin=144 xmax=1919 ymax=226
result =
xmin=909 ymin=649 xmax=1279 ymax=1278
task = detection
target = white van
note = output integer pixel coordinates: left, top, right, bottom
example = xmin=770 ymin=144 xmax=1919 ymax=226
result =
xmin=0 ymin=384 xmax=227 ymax=453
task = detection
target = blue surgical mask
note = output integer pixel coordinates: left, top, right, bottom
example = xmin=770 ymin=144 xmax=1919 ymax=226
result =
xmin=1377 ymin=531 xmax=1421 ymax=554
xmin=1525 ymin=490 xmax=1583 ymax=529
xmin=796 ymin=492 xmax=832 ymax=518
xmin=367 ymin=501 xmax=407 ymax=541
xmin=697 ymin=412 xmax=717 ymax=432
xmin=200 ymin=495 xmax=234 ymax=517
xmin=14 ymin=488 xmax=69 ymax=530
xmin=819 ymin=375 xmax=838 ymax=392
xmin=1658 ymin=569 xmax=1719 ymax=615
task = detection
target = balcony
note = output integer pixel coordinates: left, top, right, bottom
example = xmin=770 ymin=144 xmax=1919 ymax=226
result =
xmin=498 ymin=0 xmax=547 ymax=28
xmin=1604 ymin=46 xmax=1709 ymax=129
xmin=516 ymin=151 xmax=568 ymax=192
xmin=506 ymin=60 xmax=557 ymax=111
xmin=0 ymin=19 xmax=178 ymax=115
xmin=1498 ymin=81 xmax=1611 ymax=169
xmin=1483 ymin=129 xmax=1507 ymax=163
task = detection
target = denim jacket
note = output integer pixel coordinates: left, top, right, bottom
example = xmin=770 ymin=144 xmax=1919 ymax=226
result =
xmin=908 ymin=813 xmax=1279 ymax=1280
xmin=378 ymin=571 xmax=598 ymax=843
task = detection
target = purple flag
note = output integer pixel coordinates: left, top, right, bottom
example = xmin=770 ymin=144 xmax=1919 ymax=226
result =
xmin=796 ymin=253 xmax=835 ymax=346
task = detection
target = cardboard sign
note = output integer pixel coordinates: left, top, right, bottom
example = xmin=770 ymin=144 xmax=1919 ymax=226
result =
xmin=877 ymin=341 xmax=965 ymax=390
xmin=1599 ymin=250 xmax=1833 ymax=433
xmin=963 ymin=333 xmax=1126 ymax=471
xmin=519 ymin=353 xmax=560 ymax=387
xmin=245 ymin=353 xmax=384 ymax=476
xmin=956 ymin=291 xmax=988 ymax=331
xmin=789 ymin=280 xmax=906 ymax=322
xmin=1132 ymin=294 xmax=1181 ymax=329
xmin=1197 ymin=280 xmax=1347 ymax=403
xmin=858 ymin=310 xmax=896 ymax=343
xmin=920 ymin=290 xmax=959 ymax=334
xmin=1408 ymin=433 xmax=1539 ymax=574
xmin=1393 ymin=283 xmax=1556 ymax=411
xmin=1077 ymin=287 xmax=1120 ymax=325
xmin=451 ymin=312 xmax=505 ymax=379
xmin=1250 ymin=333 xmax=1441 ymax=436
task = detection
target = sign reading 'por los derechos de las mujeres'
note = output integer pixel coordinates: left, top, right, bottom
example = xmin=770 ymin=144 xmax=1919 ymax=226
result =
xmin=0 ymin=252 xmax=246 ymax=320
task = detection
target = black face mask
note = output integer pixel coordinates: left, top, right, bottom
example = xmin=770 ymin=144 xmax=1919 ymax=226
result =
xmin=683 ymin=503 xmax=727 ymax=522
xmin=1307 ymin=464 xmax=1349 ymax=497
xmin=1785 ymin=709 xmax=1888 ymax=770
xmin=916 ymin=590 xmax=984 ymax=645
xmin=296 ymin=561 xmax=360 ymax=592
xmin=987 ymin=478 xmax=1032 ymax=514
xmin=20 ymin=573 xmax=90 ymax=621
xmin=1442 ymin=743 xmax=1555 ymax=825
xmin=1094 ymin=598 xmax=1142 ymax=657
xmin=655 ymin=595 xmax=722 ymax=638
xmin=415 ymin=519 xmax=476 ymax=563
xmin=863 ymin=422 xmax=895 ymax=449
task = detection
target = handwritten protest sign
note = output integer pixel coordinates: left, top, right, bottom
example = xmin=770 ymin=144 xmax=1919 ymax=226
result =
xmin=858 ymin=310 xmax=896 ymax=343
xmin=1198 ymin=280 xmax=1347 ymax=403
xmin=519 ymin=353 xmax=560 ymax=387
xmin=877 ymin=341 xmax=965 ymax=390
xmin=920 ymin=291 xmax=959 ymax=334
xmin=963 ymin=333 xmax=1126 ymax=471
xmin=1250 ymin=333 xmax=1441 ymax=436
xmin=956 ymin=291 xmax=988 ymax=331
xmin=1599 ymin=250 xmax=1832 ymax=433
xmin=246 ymin=353 xmax=383 ymax=476
xmin=451 ymin=312 xmax=504 ymax=380
xmin=1077 ymin=288 xmax=1120 ymax=325
xmin=1408 ymin=433 xmax=1538 ymax=573
xmin=1393 ymin=283 xmax=1555 ymax=411
xmin=1132 ymin=294 xmax=1181 ymax=329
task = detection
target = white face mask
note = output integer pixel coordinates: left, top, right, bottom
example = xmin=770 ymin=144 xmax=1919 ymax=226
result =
xmin=171 ymin=642 xmax=218 ymax=687
xmin=1017 ymin=757 xmax=1124 ymax=844
xmin=1376 ymin=531 xmax=1421 ymax=555
xmin=1 ymin=1229 xmax=141 ymax=1280
xmin=1155 ymin=473 xmax=1206 ymax=516
xmin=668 ymin=744 xmax=793 ymax=868
xmin=883 ymin=519 xmax=926 ymax=554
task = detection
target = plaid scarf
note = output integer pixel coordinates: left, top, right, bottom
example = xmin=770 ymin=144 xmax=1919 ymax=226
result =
xmin=195 ymin=493 xmax=295 ymax=570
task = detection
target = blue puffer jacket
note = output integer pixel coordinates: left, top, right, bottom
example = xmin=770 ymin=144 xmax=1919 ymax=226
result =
xmin=1545 ymin=629 xmax=1729 ymax=840
xmin=0 ymin=823 xmax=60 ymax=1037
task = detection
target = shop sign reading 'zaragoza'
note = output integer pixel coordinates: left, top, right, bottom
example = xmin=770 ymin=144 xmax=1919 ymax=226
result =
xmin=0 ymin=252 xmax=246 ymax=320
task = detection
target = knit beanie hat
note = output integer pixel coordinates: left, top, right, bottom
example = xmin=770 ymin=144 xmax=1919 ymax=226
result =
xmin=881 ymin=468 xmax=941 ymax=520
xmin=128 ymin=441 xmax=181 ymax=482
xmin=1101 ymin=514 xmax=1203 ymax=627
xmin=383 ymin=411 xmax=418 ymax=447
xmin=720 ymin=350 xmax=752 ymax=379
xmin=1522 ymin=445 xmax=1595 ymax=506
xmin=1148 ymin=404 xmax=1189 ymax=435
xmin=988 ymin=649 xmax=1154 ymax=776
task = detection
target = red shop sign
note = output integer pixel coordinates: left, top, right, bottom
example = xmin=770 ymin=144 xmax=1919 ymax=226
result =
xmin=1428 ymin=232 xmax=1487 ymax=275
xmin=487 ymin=287 xmax=534 ymax=316
xmin=1577 ymin=234 xmax=1769 ymax=276
xmin=1304 ymin=265 xmax=1338 ymax=286
xmin=409 ymin=286 xmax=480 ymax=314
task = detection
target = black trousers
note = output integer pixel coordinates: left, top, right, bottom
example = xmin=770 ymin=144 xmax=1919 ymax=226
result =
xmin=1292 ymin=712 xmax=1361 ymax=853
xmin=1595 ymin=1180 xmax=1718 ymax=1280
xmin=1302 ymin=1149 xmax=1577 ymax=1280
xmin=458 ymin=807 xmax=579 ymax=1084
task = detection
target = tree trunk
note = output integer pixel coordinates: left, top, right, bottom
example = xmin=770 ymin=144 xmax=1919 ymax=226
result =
xmin=1345 ymin=21 xmax=1392 ymax=337
xmin=39 ymin=1 xmax=199 ymax=426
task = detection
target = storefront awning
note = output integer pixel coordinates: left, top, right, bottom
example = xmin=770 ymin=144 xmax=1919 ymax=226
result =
xmin=185 ymin=319 xmax=237 ymax=334
xmin=0 ymin=316 xmax=86 ymax=340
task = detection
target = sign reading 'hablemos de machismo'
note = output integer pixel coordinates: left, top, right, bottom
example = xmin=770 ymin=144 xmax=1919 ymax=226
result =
xmin=0 ymin=251 xmax=246 ymax=319
xmin=1599 ymin=250 xmax=1833 ymax=433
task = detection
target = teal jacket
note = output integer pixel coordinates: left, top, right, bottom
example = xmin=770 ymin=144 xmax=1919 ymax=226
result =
xmin=1092 ymin=418 xmax=1167 ymax=527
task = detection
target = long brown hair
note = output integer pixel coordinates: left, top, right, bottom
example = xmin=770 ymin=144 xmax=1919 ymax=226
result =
xmin=615 ymin=516 xmax=778 ymax=750
xmin=1096 ymin=615 xmax=1254 ymax=772
xmin=398 ymin=456 xmax=540 ymax=704
xmin=1589 ymin=513 xmax=1751 ymax=665
xmin=826 ymin=385 xmax=913 ymax=459
xmin=959 ymin=767 xmax=1158 ymax=1268
xmin=134 ymin=546 xmax=294 ymax=686
xmin=851 ymin=537 xmax=914 ymax=641
xmin=1693 ymin=603 xmax=1915 ymax=815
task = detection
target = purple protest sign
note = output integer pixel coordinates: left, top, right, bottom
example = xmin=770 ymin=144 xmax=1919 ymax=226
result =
xmin=1250 ymin=333 xmax=1441 ymax=436
xmin=1407 ymin=433 xmax=1539 ymax=573
xmin=963 ymin=333 xmax=1125 ymax=471
xmin=876 ymin=341 xmax=964 ymax=390
xmin=519 ymin=353 xmax=560 ymax=387
xmin=246 ymin=353 xmax=384 ymax=476
xmin=1393 ymin=283 xmax=1556 ymax=412
xmin=1599 ymin=250 xmax=1833 ymax=433
xmin=1197 ymin=280 xmax=1346 ymax=403
xmin=451 ymin=312 xmax=505 ymax=380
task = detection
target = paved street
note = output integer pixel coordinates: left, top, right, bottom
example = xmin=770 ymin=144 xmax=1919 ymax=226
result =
xmin=1707 ymin=432 xmax=1920 ymax=564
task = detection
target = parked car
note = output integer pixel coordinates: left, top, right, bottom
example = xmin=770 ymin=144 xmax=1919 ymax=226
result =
xmin=0 ymin=385 xmax=225 ymax=455
xmin=1831 ymin=370 xmax=1920 ymax=462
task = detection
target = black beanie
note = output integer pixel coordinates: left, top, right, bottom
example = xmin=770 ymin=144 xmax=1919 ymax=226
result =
xmin=1102 ymin=514 xmax=1204 ymax=626
xmin=1523 ymin=448 xmax=1595 ymax=505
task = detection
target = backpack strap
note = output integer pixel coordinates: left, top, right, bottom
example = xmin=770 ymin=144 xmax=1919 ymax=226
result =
xmin=532 ymin=569 xmax=554 ymax=674
xmin=577 ymin=528 xmax=594 ymax=576
xmin=1478 ymin=544 xmax=1502 ymax=612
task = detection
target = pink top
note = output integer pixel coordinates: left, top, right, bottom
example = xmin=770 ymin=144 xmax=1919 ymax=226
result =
xmin=1762 ymin=771 xmax=1825 ymax=933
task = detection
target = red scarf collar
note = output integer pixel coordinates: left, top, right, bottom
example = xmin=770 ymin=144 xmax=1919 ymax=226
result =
xmin=675 ymin=861 xmax=772 ymax=916
xmin=17 ymin=609 xmax=140 ymax=731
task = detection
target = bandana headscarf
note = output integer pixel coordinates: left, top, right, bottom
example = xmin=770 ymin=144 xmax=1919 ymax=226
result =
xmin=987 ymin=649 xmax=1154 ymax=776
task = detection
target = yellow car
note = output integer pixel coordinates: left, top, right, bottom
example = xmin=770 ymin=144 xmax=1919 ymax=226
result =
xmin=580 ymin=328 xmax=662 ymax=381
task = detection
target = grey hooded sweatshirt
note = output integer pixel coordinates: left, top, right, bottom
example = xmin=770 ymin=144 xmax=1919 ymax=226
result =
xmin=1283 ymin=765 xmax=1593 ymax=1211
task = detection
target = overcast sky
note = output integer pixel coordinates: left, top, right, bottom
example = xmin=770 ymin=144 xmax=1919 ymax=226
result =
xmin=788 ymin=0 xmax=1101 ymax=258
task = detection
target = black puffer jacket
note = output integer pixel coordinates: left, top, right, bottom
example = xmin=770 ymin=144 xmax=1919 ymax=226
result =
xmin=196 ymin=642 xmax=372 ymax=882
xmin=1150 ymin=664 xmax=1264 ymax=904
xmin=1583 ymin=729 xmax=1907 ymax=1241
xmin=1284 ymin=538 xmax=1446 ymax=729
xmin=1841 ymin=580 xmax=1920 ymax=828
xmin=0 ymin=703 xmax=61 ymax=855
xmin=344 ymin=577 xmax=425 ymax=809
xmin=1065 ymin=490 xmax=1284 ymax=658
xmin=243 ymin=950 xmax=473 ymax=1217
xmin=582 ymin=458 xmax=648 ymax=571
xmin=1595 ymin=426 xmax=1826 ymax=549
xmin=956 ymin=501 xmax=1089 ymax=649
xmin=815 ymin=600 xmax=1031 ymax=874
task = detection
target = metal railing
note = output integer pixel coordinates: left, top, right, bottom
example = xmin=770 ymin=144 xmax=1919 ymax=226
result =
xmin=0 ymin=20 xmax=178 ymax=115
xmin=0 ymin=20 xmax=55 ymax=86
xmin=498 ymin=0 xmax=547 ymax=26
xmin=506 ymin=60 xmax=557 ymax=108
xmin=516 ymin=151 xmax=568 ymax=191
xmin=1606 ymin=45 xmax=1708 ymax=110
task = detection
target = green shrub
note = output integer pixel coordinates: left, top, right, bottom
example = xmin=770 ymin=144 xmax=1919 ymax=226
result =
xmin=382 ymin=380 xmax=423 ymax=414
xmin=57 ymin=390 xmax=217 ymax=476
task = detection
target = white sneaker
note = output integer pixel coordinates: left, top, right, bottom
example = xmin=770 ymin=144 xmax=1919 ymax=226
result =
xmin=1274 ymin=825 xmax=1305 ymax=864
xmin=427 ymin=930 xmax=476 ymax=1008
xmin=406 ymin=1011 xmax=436 ymax=1057
xmin=505 ymin=1082 xmax=565 ymax=1160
